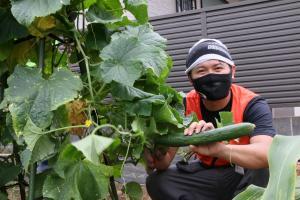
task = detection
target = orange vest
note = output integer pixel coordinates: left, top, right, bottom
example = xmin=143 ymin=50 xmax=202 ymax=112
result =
xmin=185 ymin=84 xmax=258 ymax=166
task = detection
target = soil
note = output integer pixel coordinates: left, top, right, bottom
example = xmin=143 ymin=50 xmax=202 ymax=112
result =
xmin=6 ymin=184 xmax=151 ymax=200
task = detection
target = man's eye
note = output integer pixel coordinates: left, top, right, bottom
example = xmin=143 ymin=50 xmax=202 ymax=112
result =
xmin=197 ymin=70 xmax=205 ymax=73
xmin=215 ymin=66 xmax=224 ymax=70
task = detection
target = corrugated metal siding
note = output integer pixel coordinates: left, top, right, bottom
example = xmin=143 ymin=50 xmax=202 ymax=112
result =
xmin=151 ymin=10 xmax=203 ymax=98
xmin=150 ymin=0 xmax=300 ymax=107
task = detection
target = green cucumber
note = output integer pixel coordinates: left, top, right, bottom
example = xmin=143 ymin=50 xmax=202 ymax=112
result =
xmin=153 ymin=122 xmax=255 ymax=147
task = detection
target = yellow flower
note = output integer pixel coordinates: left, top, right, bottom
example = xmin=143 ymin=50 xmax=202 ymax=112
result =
xmin=85 ymin=120 xmax=92 ymax=127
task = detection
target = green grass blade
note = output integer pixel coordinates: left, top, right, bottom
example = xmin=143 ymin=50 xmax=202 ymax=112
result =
xmin=262 ymin=135 xmax=300 ymax=200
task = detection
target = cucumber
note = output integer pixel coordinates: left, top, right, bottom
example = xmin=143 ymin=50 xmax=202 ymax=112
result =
xmin=153 ymin=122 xmax=255 ymax=147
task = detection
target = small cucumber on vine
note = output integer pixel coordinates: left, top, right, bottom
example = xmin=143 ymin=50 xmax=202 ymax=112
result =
xmin=153 ymin=122 xmax=255 ymax=147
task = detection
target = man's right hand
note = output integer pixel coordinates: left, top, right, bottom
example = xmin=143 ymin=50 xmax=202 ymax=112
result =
xmin=143 ymin=147 xmax=177 ymax=173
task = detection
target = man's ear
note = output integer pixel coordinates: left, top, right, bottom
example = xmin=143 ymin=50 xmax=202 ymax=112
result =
xmin=231 ymin=65 xmax=236 ymax=79
xmin=188 ymin=75 xmax=193 ymax=85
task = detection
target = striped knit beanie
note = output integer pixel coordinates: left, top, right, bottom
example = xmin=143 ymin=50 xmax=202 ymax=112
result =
xmin=185 ymin=39 xmax=234 ymax=74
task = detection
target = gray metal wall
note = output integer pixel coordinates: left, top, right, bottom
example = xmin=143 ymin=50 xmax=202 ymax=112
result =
xmin=150 ymin=0 xmax=300 ymax=108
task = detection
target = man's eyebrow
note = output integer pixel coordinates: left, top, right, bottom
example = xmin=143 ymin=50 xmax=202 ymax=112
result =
xmin=195 ymin=61 xmax=226 ymax=69
xmin=212 ymin=63 xmax=223 ymax=66
xmin=194 ymin=65 xmax=205 ymax=69
xmin=215 ymin=61 xmax=226 ymax=66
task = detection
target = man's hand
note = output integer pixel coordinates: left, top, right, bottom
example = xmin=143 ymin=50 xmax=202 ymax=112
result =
xmin=184 ymin=120 xmax=225 ymax=157
xmin=184 ymin=120 xmax=214 ymax=135
xmin=189 ymin=142 xmax=226 ymax=157
xmin=143 ymin=147 xmax=177 ymax=174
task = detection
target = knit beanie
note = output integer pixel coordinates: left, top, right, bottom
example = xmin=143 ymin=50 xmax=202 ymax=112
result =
xmin=185 ymin=39 xmax=234 ymax=74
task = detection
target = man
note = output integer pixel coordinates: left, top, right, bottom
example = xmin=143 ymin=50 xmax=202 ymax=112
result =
xmin=144 ymin=39 xmax=275 ymax=200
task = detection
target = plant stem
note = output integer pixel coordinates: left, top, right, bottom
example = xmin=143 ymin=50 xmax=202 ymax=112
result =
xmin=13 ymin=142 xmax=26 ymax=200
xmin=120 ymin=135 xmax=132 ymax=174
xmin=28 ymin=163 xmax=37 ymax=200
xmin=42 ymin=125 xmax=87 ymax=134
xmin=120 ymin=135 xmax=132 ymax=200
xmin=17 ymin=172 xmax=26 ymax=200
xmin=91 ymin=124 xmax=131 ymax=136
xmin=124 ymin=112 xmax=127 ymax=130
xmin=54 ymin=46 xmax=67 ymax=67
xmin=103 ymin=155 xmax=119 ymax=200
xmin=38 ymin=38 xmax=45 ymax=69
xmin=95 ymin=83 xmax=107 ymax=97
xmin=88 ymin=104 xmax=92 ymax=122
xmin=74 ymin=33 xmax=94 ymax=102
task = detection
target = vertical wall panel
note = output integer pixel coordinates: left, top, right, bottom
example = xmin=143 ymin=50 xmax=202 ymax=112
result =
xmin=150 ymin=0 xmax=300 ymax=107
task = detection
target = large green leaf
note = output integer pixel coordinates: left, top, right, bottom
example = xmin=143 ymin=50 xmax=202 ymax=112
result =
xmin=216 ymin=111 xmax=234 ymax=128
xmin=220 ymin=111 xmax=234 ymax=126
xmin=233 ymin=185 xmax=264 ymax=200
xmin=153 ymin=103 xmax=179 ymax=126
xmin=125 ymin=95 xmax=165 ymax=116
xmin=23 ymin=119 xmax=44 ymax=150
xmin=72 ymin=134 xmax=114 ymax=164
xmin=124 ymin=0 xmax=148 ymax=24
xmin=261 ymin=135 xmax=300 ymax=200
xmin=131 ymin=118 xmax=146 ymax=133
xmin=86 ymin=0 xmax=123 ymax=24
xmin=234 ymin=183 xmax=300 ymax=200
xmin=111 ymin=24 xmax=166 ymax=49
xmin=52 ymin=105 xmax=70 ymax=130
xmin=106 ymin=15 xmax=139 ymax=30
xmin=98 ymin=35 xmax=168 ymax=86
xmin=123 ymin=181 xmax=143 ymax=200
xmin=0 ymin=8 xmax=28 ymax=43
xmin=20 ymin=148 xmax=32 ymax=171
xmin=34 ymin=170 xmax=52 ymax=199
xmin=30 ymin=134 xmax=56 ymax=164
xmin=23 ymin=119 xmax=57 ymax=164
xmin=111 ymin=82 xmax=154 ymax=101
xmin=83 ymin=0 xmax=97 ymax=8
xmin=109 ymin=25 xmax=168 ymax=77
xmin=98 ymin=37 xmax=143 ymax=86
xmin=43 ymin=174 xmax=81 ymax=200
xmin=43 ymin=145 xmax=113 ymax=200
xmin=4 ymin=66 xmax=83 ymax=134
xmin=234 ymin=135 xmax=300 ymax=200
xmin=125 ymin=100 xmax=152 ymax=116
xmin=43 ymin=163 xmax=112 ymax=200
xmin=10 ymin=0 xmax=70 ymax=26
xmin=297 ymin=177 xmax=300 ymax=196
xmin=0 ymin=162 xmax=21 ymax=186
xmin=85 ymin=23 xmax=108 ymax=51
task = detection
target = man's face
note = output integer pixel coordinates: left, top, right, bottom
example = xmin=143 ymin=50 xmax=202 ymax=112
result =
xmin=190 ymin=60 xmax=235 ymax=80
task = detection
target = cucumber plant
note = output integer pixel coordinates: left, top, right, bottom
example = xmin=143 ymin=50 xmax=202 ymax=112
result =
xmin=0 ymin=1 xmax=255 ymax=200
xmin=0 ymin=1 xmax=184 ymax=199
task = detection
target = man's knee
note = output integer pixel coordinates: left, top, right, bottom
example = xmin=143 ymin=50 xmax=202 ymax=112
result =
xmin=146 ymin=171 xmax=162 ymax=196
xmin=146 ymin=170 xmax=173 ymax=200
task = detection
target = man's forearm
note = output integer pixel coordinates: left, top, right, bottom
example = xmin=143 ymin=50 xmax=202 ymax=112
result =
xmin=217 ymin=142 xmax=271 ymax=169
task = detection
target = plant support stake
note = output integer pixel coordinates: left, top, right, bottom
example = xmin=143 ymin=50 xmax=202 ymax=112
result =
xmin=28 ymin=38 xmax=45 ymax=200
xmin=28 ymin=163 xmax=37 ymax=200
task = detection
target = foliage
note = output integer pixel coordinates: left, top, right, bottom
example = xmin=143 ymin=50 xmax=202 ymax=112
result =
xmin=233 ymin=135 xmax=300 ymax=200
xmin=0 ymin=0 xmax=184 ymax=199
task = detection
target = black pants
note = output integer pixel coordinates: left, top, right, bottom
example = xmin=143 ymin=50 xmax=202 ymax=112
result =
xmin=146 ymin=160 xmax=269 ymax=200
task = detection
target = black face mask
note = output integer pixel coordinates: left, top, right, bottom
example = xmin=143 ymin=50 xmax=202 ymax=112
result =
xmin=191 ymin=73 xmax=232 ymax=100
